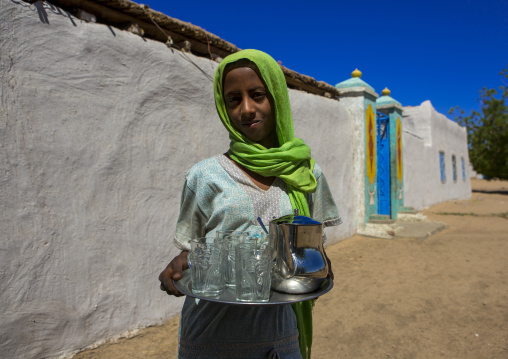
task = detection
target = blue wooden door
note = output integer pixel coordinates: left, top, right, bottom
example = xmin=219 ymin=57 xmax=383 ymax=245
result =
xmin=377 ymin=112 xmax=391 ymax=215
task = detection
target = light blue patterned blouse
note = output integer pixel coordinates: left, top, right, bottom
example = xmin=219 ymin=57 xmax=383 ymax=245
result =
xmin=174 ymin=155 xmax=341 ymax=251
xmin=174 ymin=155 xmax=341 ymax=359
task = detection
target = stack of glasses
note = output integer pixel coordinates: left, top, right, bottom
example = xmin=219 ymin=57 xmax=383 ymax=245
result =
xmin=188 ymin=231 xmax=273 ymax=303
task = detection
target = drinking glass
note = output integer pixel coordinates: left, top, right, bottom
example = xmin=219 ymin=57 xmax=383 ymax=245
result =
xmin=188 ymin=237 xmax=226 ymax=296
xmin=235 ymin=243 xmax=273 ymax=303
xmin=216 ymin=230 xmax=250 ymax=287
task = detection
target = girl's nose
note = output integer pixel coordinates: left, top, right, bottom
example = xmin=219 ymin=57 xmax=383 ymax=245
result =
xmin=241 ymin=98 xmax=255 ymax=118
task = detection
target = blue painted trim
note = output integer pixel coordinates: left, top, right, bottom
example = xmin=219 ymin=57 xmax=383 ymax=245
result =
xmin=439 ymin=151 xmax=446 ymax=183
xmin=376 ymin=112 xmax=391 ymax=216
xmin=452 ymin=155 xmax=457 ymax=182
xmin=461 ymin=157 xmax=466 ymax=181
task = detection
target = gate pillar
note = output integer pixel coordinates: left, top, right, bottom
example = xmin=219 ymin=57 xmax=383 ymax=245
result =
xmin=336 ymin=69 xmax=379 ymax=227
xmin=376 ymin=88 xmax=404 ymax=219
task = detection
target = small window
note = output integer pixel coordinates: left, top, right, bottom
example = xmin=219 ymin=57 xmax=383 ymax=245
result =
xmin=461 ymin=157 xmax=466 ymax=181
xmin=452 ymin=155 xmax=457 ymax=182
xmin=439 ymin=151 xmax=446 ymax=183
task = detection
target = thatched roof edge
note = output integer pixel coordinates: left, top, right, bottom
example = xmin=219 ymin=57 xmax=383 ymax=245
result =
xmin=30 ymin=0 xmax=341 ymax=99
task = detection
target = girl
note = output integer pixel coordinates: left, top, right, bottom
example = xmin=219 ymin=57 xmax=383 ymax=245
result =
xmin=159 ymin=49 xmax=341 ymax=359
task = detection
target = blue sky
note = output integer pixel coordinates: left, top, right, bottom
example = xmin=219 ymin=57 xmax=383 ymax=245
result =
xmin=141 ymin=0 xmax=508 ymax=118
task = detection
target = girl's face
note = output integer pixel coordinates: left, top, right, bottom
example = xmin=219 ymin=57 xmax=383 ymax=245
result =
xmin=223 ymin=67 xmax=277 ymax=149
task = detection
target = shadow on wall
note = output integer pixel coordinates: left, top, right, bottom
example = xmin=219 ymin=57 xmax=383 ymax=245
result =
xmin=15 ymin=0 xmax=160 ymax=40
xmin=13 ymin=0 xmax=119 ymax=36
xmin=472 ymin=189 xmax=508 ymax=196
xmin=11 ymin=0 xmax=75 ymax=26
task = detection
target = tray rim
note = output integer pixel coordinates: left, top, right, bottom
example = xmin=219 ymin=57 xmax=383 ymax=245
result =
xmin=173 ymin=269 xmax=333 ymax=306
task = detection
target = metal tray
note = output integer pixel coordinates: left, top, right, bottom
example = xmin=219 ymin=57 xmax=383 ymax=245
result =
xmin=173 ymin=270 xmax=334 ymax=305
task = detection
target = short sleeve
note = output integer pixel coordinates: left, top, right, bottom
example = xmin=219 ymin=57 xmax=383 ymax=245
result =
xmin=309 ymin=163 xmax=342 ymax=228
xmin=173 ymin=179 xmax=208 ymax=251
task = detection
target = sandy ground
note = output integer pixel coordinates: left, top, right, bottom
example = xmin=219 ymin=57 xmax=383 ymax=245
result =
xmin=73 ymin=179 xmax=508 ymax=359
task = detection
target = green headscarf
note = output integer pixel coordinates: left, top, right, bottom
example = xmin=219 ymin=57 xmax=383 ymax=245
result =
xmin=213 ymin=49 xmax=316 ymax=359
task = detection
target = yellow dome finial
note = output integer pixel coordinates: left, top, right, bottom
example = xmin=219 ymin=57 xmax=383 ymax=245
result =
xmin=382 ymin=87 xmax=391 ymax=96
xmin=351 ymin=68 xmax=362 ymax=78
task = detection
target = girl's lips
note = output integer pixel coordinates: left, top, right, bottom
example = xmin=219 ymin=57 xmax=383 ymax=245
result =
xmin=243 ymin=120 xmax=260 ymax=128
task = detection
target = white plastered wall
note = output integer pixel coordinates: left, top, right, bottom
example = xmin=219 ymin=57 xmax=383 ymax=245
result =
xmin=402 ymin=101 xmax=471 ymax=209
xmin=331 ymin=93 xmax=366 ymax=230
xmin=290 ymin=91 xmax=356 ymax=241
xmin=0 ymin=2 xmax=356 ymax=358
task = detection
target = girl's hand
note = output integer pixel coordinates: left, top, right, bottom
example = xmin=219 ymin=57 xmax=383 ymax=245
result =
xmin=159 ymin=250 xmax=189 ymax=296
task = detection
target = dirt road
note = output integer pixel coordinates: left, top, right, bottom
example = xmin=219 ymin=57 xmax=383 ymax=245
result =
xmin=74 ymin=179 xmax=508 ymax=359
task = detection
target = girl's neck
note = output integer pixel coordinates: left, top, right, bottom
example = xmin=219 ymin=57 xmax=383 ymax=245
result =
xmin=224 ymin=153 xmax=275 ymax=191
xmin=258 ymin=132 xmax=279 ymax=149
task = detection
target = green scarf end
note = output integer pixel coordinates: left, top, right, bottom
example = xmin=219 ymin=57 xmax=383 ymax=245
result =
xmin=292 ymin=299 xmax=316 ymax=359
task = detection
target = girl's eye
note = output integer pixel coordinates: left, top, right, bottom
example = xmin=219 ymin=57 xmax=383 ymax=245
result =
xmin=254 ymin=92 xmax=265 ymax=99
xmin=227 ymin=96 xmax=241 ymax=103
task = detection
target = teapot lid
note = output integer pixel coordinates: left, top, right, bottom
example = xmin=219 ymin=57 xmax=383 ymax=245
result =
xmin=270 ymin=214 xmax=321 ymax=225
xmin=292 ymin=216 xmax=321 ymax=225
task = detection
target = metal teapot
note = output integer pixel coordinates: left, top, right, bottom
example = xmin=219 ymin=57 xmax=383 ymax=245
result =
xmin=269 ymin=210 xmax=329 ymax=294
